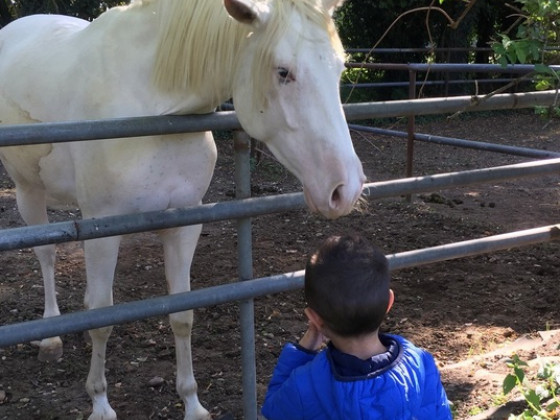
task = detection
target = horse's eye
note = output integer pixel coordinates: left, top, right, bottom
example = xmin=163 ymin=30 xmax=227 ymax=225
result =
xmin=277 ymin=67 xmax=295 ymax=84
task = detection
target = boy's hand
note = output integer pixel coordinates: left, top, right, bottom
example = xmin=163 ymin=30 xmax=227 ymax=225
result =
xmin=298 ymin=323 xmax=325 ymax=352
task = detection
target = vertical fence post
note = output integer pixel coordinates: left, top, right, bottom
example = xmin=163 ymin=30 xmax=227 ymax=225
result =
xmin=233 ymin=130 xmax=258 ymax=420
xmin=406 ymin=68 xmax=417 ymax=202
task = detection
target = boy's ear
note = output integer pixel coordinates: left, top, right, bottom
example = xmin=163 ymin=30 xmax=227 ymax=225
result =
xmin=386 ymin=289 xmax=395 ymax=314
xmin=304 ymin=307 xmax=324 ymax=330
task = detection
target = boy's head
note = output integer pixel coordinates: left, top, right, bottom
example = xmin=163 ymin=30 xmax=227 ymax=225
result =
xmin=304 ymin=234 xmax=391 ymax=338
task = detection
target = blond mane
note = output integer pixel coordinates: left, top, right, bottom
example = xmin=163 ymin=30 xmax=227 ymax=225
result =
xmin=152 ymin=0 xmax=344 ymax=109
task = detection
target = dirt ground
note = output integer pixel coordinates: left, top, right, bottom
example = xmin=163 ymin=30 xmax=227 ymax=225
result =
xmin=0 ymin=109 xmax=559 ymax=420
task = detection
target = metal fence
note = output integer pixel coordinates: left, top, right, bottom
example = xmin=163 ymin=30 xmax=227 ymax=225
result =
xmin=1 ymin=89 xmax=560 ymax=419
xmin=343 ymin=60 xmax=560 ymax=98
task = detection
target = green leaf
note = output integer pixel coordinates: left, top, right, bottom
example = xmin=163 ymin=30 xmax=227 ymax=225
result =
xmin=535 ymin=64 xmax=554 ymax=75
xmin=498 ymin=56 xmax=509 ymax=67
xmin=536 ymin=79 xmax=552 ymax=90
xmin=514 ymin=366 xmax=526 ymax=383
xmin=545 ymin=400 xmax=559 ymax=411
xmin=513 ymin=355 xmax=528 ymax=367
xmin=503 ymin=374 xmax=517 ymax=395
xmin=515 ymin=43 xmax=528 ymax=63
xmin=524 ymin=389 xmax=541 ymax=408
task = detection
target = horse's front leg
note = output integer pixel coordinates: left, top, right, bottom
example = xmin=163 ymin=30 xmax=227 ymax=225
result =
xmin=160 ymin=225 xmax=210 ymax=420
xmin=13 ymin=184 xmax=63 ymax=361
xmin=83 ymin=236 xmax=121 ymax=420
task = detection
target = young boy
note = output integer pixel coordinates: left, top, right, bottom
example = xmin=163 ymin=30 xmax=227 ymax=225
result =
xmin=261 ymin=235 xmax=452 ymax=420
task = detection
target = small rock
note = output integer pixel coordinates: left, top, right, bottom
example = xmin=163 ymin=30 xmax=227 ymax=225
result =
xmin=503 ymin=327 xmax=515 ymax=338
xmin=148 ymin=376 xmax=165 ymax=387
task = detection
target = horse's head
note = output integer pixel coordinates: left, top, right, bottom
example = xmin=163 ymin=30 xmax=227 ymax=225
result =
xmin=225 ymin=0 xmax=365 ymax=219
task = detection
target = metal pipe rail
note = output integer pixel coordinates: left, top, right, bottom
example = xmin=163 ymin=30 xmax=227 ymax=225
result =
xmin=346 ymin=47 xmax=560 ymax=54
xmin=341 ymin=78 xmax=531 ymax=89
xmin=344 ymin=90 xmax=560 ymax=120
xmin=1 ymin=90 xmax=560 ymax=147
xmin=1 ymin=158 xmax=559 ymax=252
xmin=349 ymin=124 xmax=560 ymax=159
xmin=345 ymin=62 xmax=560 ymax=74
xmin=0 ymin=112 xmax=242 ymax=146
xmin=1 ymin=223 xmax=558 ymax=348
xmin=347 ymin=47 xmax=496 ymax=54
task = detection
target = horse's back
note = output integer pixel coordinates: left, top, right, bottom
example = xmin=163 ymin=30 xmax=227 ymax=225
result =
xmin=0 ymin=14 xmax=88 ymax=64
xmin=0 ymin=13 xmax=88 ymax=46
xmin=0 ymin=14 xmax=90 ymax=123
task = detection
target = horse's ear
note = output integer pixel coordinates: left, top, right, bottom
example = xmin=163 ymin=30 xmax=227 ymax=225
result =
xmin=224 ymin=0 xmax=269 ymax=27
xmin=322 ymin=0 xmax=346 ymax=15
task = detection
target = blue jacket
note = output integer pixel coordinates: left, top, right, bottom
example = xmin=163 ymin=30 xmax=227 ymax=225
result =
xmin=261 ymin=334 xmax=452 ymax=420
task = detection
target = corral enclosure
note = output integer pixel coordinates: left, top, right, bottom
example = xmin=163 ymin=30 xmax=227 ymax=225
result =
xmin=0 ymin=109 xmax=559 ymax=419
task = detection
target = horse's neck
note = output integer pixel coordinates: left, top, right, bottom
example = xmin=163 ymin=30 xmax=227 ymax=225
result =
xmin=152 ymin=0 xmax=248 ymax=111
xmin=71 ymin=1 xmax=216 ymax=116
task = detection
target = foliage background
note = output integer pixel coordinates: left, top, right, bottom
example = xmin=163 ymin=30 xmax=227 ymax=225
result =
xmin=0 ymin=0 xmax=124 ymax=27
xmin=0 ymin=0 xmax=515 ymax=55
xmin=2 ymin=0 xmax=556 ymax=99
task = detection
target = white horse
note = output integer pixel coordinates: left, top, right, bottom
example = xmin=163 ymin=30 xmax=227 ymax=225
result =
xmin=0 ymin=0 xmax=364 ymax=418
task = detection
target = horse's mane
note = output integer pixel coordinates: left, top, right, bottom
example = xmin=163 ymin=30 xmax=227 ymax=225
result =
xmin=152 ymin=0 xmax=344 ymax=109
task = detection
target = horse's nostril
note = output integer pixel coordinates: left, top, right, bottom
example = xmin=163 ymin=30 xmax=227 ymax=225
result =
xmin=330 ymin=185 xmax=343 ymax=208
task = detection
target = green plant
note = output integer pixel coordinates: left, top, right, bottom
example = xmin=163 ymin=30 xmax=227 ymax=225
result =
xmin=490 ymin=0 xmax=560 ymax=116
xmin=503 ymin=354 xmax=560 ymax=419
xmin=492 ymin=0 xmax=560 ymax=65
xmin=468 ymin=405 xmax=484 ymax=416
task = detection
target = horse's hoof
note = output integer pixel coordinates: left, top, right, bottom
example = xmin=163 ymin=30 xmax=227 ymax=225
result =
xmin=37 ymin=337 xmax=63 ymax=362
xmin=88 ymin=408 xmax=117 ymax=420
xmin=185 ymin=405 xmax=211 ymax=420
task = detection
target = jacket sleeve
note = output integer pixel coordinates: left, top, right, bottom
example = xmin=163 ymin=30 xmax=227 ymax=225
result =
xmin=418 ymin=351 xmax=453 ymax=420
xmin=261 ymin=343 xmax=317 ymax=420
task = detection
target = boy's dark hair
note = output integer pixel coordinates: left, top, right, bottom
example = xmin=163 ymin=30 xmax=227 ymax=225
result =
xmin=304 ymin=235 xmax=390 ymax=337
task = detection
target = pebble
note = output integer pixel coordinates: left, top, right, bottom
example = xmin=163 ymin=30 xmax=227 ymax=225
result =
xmin=148 ymin=376 xmax=165 ymax=387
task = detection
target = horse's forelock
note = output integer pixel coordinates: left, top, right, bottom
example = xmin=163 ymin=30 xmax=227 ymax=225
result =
xmin=249 ymin=0 xmax=344 ymax=110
